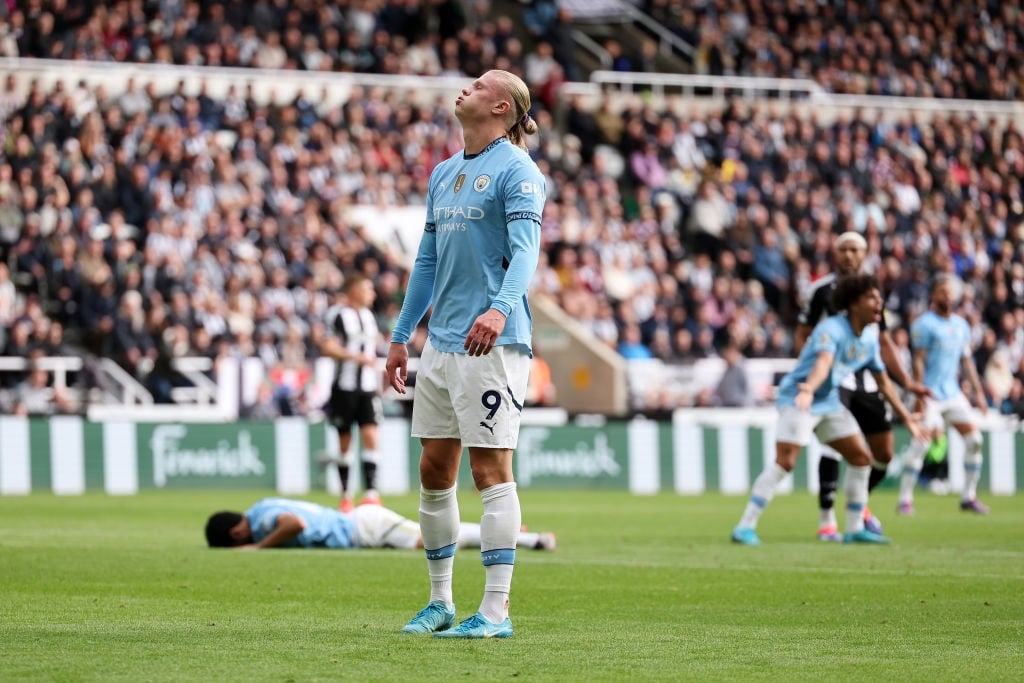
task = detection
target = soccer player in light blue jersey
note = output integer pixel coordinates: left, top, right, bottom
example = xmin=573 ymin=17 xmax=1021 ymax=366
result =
xmin=794 ymin=232 xmax=931 ymax=542
xmin=732 ymin=275 xmax=924 ymax=546
xmin=898 ymin=276 xmax=990 ymax=515
xmin=385 ymin=70 xmax=545 ymax=639
xmin=204 ymin=498 xmax=557 ymax=552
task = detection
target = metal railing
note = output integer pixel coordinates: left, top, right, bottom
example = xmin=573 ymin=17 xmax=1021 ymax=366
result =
xmin=5 ymin=56 xmax=1021 ymax=125
xmin=612 ymin=0 xmax=696 ymax=59
xmin=0 ymin=355 xmax=83 ymax=389
xmin=169 ymin=357 xmax=219 ymax=406
xmin=571 ymin=29 xmax=612 ymax=70
xmin=569 ymin=71 xmax=828 ymax=99
xmin=560 ymin=72 xmax=1024 ymax=121
xmin=0 ymin=57 xmax=465 ymax=109
xmin=96 ymin=358 xmax=153 ymax=405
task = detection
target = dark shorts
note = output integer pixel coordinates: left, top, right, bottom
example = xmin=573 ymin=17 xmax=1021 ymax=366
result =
xmin=326 ymin=388 xmax=382 ymax=433
xmin=839 ymin=387 xmax=892 ymax=436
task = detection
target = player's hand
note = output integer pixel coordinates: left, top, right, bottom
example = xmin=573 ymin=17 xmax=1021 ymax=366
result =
xmin=386 ymin=342 xmax=409 ymax=394
xmin=907 ymin=380 xmax=933 ymax=399
xmin=359 ymin=354 xmax=378 ymax=367
xmin=905 ymin=416 xmax=926 ymax=443
xmin=465 ymin=309 xmax=507 ymax=357
xmin=235 ymin=544 xmax=260 ymax=551
xmin=794 ymin=384 xmax=813 ymax=410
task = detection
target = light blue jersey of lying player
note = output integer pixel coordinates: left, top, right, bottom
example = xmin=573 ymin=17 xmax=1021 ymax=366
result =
xmin=777 ymin=314 xmax=884 ymax=414
xmin=910 ymin=310 xmax=971 ymax=401
xmin=391 ymin=136 xmax=544 ymax=354
xmin=245 ymin=498 xmax=355 ymax=548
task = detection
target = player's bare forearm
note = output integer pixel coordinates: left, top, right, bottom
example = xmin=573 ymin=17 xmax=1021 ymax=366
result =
xmin=255 ymin=513 xmax=305 ymax=549
xmin=875 ymin=371 xmax=911 ymax=423
xmin=961 ymin=354 xmax=987 ymax=410
xmin=321 ymin=338 xmax=355 ymax=362
xmin=874 ymin=371 xmax=924 ymax=441
xmin=800 ymin=351 xmax=834 ymax=394
xmin=912 ymin=348 xmax=926 ymax=383
xmin=879 ymin=331 xmax=910 ymax=386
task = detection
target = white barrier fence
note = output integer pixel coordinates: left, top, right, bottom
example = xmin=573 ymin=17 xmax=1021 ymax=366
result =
xmin=1 ymin=410 xmax=1019 ymax=497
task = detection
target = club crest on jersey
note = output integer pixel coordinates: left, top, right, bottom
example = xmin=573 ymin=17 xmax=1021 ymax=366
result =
xmin=453 ymin=174 xmax=466 ymax=194
xmin=474 ymin=175 xmax=491 ymax=192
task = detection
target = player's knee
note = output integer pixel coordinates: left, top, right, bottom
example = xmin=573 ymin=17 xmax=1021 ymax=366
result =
xmin=963 ymin=430 xmax=983 ymax=459
xmin=774 ymin=448 xmax=799 ymax=472
xmin=835 ymin=443 xmax=871 ymax=466
xmin=845 ymin=453 xmax=871 ymax=467
xmin=868 ymin=444 xmax=893 ymax=464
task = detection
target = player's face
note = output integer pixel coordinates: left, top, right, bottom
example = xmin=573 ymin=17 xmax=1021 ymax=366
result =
xmin=350 ymin=280 xmax=376 ymax=308
xmin=850 ymin=287 xmax=882 ymax=326
xmin=933 ymin=282 xmax=954 ymax=314
xmin=229 ymin=517 xmax=253 ymax=546
xmin=834 ymin=242 xmax=865 ymax=275
xmin=455 ymin=72 xmax=506 ymax=123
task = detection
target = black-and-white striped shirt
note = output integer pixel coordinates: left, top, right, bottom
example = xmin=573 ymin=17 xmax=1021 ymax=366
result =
xmin=325 ymin=304 xmax=380 ymax=392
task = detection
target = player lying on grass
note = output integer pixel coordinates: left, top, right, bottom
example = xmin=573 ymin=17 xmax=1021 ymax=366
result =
xmin=205 ymin=497 xmax=556 ymax=551
xmin=731 ymin=274 xmax=925 ymax=546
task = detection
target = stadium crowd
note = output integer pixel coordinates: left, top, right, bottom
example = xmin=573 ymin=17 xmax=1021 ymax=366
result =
xmin=2 ymin=1 xmax=1020 ymax=100
xmin=645 ymin=0 xmax=1023 ymax=100
xmin=1 ymin=0 xmax=1024 ymax=417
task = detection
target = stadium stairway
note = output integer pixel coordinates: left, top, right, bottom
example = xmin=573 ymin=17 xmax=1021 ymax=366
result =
xmin=491 ymin=0 xmax=693 ymax=81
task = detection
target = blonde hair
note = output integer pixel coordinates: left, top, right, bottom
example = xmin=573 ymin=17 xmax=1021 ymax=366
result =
xmin=488 ymin=69 xmax=538 ymax=150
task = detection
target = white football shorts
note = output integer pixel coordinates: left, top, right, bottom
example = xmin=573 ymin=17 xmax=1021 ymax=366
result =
xmin=775 ymin=406 xmax=861 ymax=447
xmin=411 ymin=339 xmax=531 ymax=449
xmin=923 ymin=392 xmax=975 ymax=429
xmin=350 ymin=505 xmax=420 ymax=549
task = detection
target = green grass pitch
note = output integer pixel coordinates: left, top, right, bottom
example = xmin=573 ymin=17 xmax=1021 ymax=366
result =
xmin=1 ymin=489 xmax=1022 ymax=681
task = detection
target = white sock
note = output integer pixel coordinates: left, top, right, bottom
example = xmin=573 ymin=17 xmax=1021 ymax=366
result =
xmin=962 ymin=431 xmax=983 ymax=501
xmin=419 ymin=486 xmax=459 ymax=608
xmin=478 ymin=482 xmax=520 ymax=623
xmin=739 ymin=463 xmax=789 ymax=529
xmin=899 ymin=440 xmax=929 ymax=504
xmin=845 ymin=464 xmax=871 ymax=534
xmin=819 ymin=507 xmax=838 ymax=528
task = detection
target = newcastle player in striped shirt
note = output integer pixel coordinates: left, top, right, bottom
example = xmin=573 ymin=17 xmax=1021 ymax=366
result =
xmin=321 ymin=274 xmax=384 ymax=512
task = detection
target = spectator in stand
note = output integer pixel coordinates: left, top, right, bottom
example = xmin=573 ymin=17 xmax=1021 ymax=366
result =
xmin=753 ymin=228 xmax=790 ymax=316
xmin=112 ymin=289 xmax=157 ymax=378
xmin=13 ymin=359 xmax=76 ymax=416
xmin=618 ymin=323 xmax=654 ymax=360
xmin=711 ymin=339 xmax=753 ymax=407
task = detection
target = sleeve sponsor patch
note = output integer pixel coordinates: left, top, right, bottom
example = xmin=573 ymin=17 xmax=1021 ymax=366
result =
xmin=506 ymin=211 xmax=540 ymax=223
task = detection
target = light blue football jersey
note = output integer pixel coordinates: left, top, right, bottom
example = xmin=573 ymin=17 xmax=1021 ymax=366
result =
xmin=391 ymin=136 xmax=545 ymax=354
xmin=777 ymin=314 xmax=884 ymax=414
xmin=245 ymin=498 xmax=356 ymax=549
xmin=910 ymin=310 xmax=971 ymax=401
